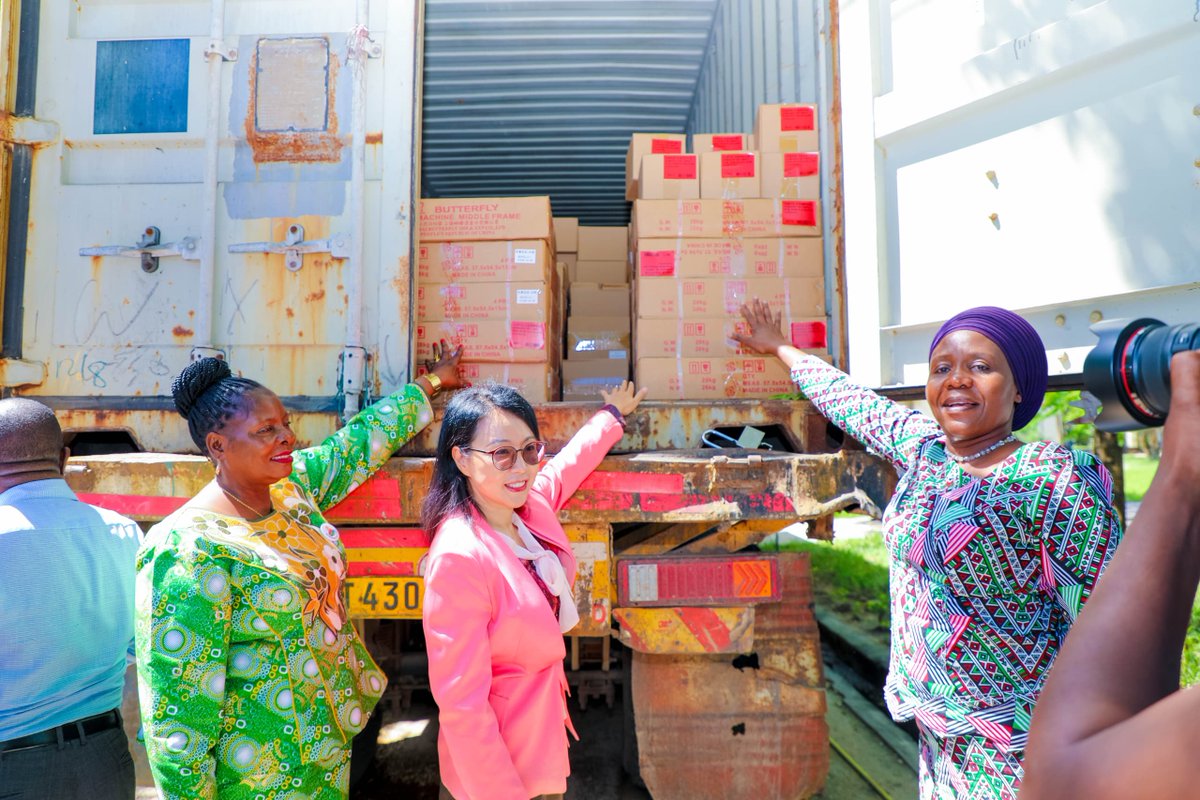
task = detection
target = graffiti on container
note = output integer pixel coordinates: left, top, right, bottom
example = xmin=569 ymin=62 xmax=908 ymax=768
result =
xmin=73 ymin=281 xmax=161 ymax=344
xmin=224 ymin=277 xmax=259 ymax=335
xmin=55 ymin=346 xmax=171 ymax=390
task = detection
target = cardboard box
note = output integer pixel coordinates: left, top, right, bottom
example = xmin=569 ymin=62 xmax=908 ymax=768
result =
xmin=635 ymin=276 xmax=824 ymax=319
xmin=761 ymin=152 xmax=820 ymax=199
xmin=553 ymin=217 xmax=579 ymax=253
xmin=563 ymin=358 xmax=631 ymax=401
xmin=699 ymin=151 xmax=762 ymax=199
xmin=635 ymin=316 xmax=828 ymax=358
xmin=635 ymin=237 xmax=822 ymax=279
xmin=418 ymin=240 xmax=552 ymax=284
xmin=634 ymin=356 xmax=797 ymax=400
xmin=574 ymin=259 xmax=629 ymax=284
xmin=638 ymin=153 xmax=700 ymax=200
xmin=631 ymin=199 xmax=821 ymax=238
xmin=459 ymin=362 xmax=560 ymax=403
xmin=692 ymin=133 xmax=752 ymax=154
xmin=417 ymin=282 xmax=551 ymax=322
xmin=416 ymin=319 xmax=560 ymax=364
xmin=568 ymin=315 xmax=632 ymax=360
xmin=754 ymin=103 xmax=819 ymax=153
xmin=577 ymin=225 xmax=629 ymax=261
xmin=626 ymin=133 xmax=687 ymax=200
xmin=570 ymin=283 xmax=631 ymax=317
xmin=419 ymin=196 xmax=553 ymax=242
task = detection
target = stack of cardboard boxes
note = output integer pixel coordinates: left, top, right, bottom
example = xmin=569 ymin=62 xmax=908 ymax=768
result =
xmin=627 ymin=103 xmax=829 ymax=399
xmin=416 ymin=196 xmax=562 ymax=401
xmin=561 ymin=225 xmax=632 ymax=400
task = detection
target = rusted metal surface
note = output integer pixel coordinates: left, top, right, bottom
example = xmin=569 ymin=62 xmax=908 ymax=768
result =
xmin=675 ymin=519 xmax=786 ymax=555
xmin=65 ymin=446 xmax=893 ymax=531
xmin=245 ymin=37 xmax=343 ymax=164
xmin=399 ymin=399 xmax=839 ymax=456
xmin=564 ymin=523 xmax=614 ymax=636
xmin=613 ymin=607 xmax=754 ymax=654
xmin=630 ymin=552 xmax=828 ymax=799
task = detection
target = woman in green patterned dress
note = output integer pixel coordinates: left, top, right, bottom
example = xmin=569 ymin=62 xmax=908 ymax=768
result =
xmin=135 ymin=349 xmax=462 ymax=800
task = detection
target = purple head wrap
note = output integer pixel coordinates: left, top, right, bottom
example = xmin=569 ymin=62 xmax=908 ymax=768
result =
xmin=929 ymin=306 xmax=1048 ymax=431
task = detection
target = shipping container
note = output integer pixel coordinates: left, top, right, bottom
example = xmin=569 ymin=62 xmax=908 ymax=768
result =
xmin=3 ymin=0 xmax=1196 ymax=798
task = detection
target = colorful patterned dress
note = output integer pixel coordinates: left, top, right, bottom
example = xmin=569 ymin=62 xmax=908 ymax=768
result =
xmin=788 ymin=357 xmax=1122 ymax=800
xmin=135 ymin=385 xmax=433 ymax=800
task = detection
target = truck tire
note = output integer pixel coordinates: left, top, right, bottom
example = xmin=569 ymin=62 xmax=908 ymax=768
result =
xmin=620 ymin=645 xmax=646 ymax=788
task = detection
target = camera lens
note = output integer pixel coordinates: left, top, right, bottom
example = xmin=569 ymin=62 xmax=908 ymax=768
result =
xmin=1083 ymin=318 xmax=1200 ymax=431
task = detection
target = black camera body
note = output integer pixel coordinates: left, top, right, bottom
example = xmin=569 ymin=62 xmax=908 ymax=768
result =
xmin=1083 ymin=318 xmax=1200 ymax=431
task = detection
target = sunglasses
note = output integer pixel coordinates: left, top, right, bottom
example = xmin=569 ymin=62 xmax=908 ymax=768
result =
xmin=461 ymin=441 xmax=546 ymax=470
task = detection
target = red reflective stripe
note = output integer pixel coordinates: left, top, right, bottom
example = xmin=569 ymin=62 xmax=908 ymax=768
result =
xmin=76 ymin=493 xmax=187 ymax=517
xmin=338 ymin=529 xmax=431 ymax=548
xmin=675 ymin=608 xmax=733 ymax=651
xmin=347 ymin=561 xmax=418 ymax=578
xmin=324 ymin=477 xmax=403 ymax=521
xmin=577 ymin=471 xmax=684 ymax=494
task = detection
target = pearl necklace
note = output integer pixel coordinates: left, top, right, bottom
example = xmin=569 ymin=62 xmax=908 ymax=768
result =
xmin=946 ymin=434 xmax=1017 ymax=464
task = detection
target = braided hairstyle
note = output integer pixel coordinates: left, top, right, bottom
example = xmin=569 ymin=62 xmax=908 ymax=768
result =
xmin=171 ymin=357 xmax=266 ymax=455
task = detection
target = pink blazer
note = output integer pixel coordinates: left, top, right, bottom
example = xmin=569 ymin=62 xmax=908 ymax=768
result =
xmin=422 ymin=410 xmax=624 ymax=800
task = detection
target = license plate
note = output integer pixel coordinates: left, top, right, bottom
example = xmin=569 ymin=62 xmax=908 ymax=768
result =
xmin=346 ymin=577 xmax=424 ymax=619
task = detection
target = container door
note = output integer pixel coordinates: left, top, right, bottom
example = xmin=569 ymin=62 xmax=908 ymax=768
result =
xmin=12 ymin=0 xmax=420 ymax=451
xmin=840 ymin=0 xmax=1200 ymax=386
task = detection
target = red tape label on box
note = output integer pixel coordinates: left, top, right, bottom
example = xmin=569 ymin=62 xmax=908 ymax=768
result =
xmin=509 ymin=321 xmax=546 ymax=350
xmin=664 ymin=154 xmax=697 ymax=180
xmin=780 ymin=105 xmax=816 ymax=132
xmin=651 ymin=138 xmax=684 ymax=154
xmin=791 ymin=320 xmax=828 ymax=349
xmin=781 ymin=200 xmax=817 ymax=227
xmin=721 ymin=153 xmax=756 ymax=178
xmin=640 ymin=250 xmax=676 ymax=277
xmin=784 ymin=152 xmax=820 ymax=177
xmin=712 ymin=134 xmax=744 ymax=151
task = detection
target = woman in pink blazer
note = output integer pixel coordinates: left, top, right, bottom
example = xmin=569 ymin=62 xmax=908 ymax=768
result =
xmin=421 ymin=380 xmax=646 ymax=800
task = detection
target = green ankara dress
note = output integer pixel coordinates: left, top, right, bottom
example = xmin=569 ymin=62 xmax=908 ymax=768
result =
xmin=135 ymin=384 xmax=433 ymax=799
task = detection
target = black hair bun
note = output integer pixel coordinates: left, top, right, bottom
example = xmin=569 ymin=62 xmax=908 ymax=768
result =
xmin=171 ymin=357 xmax=232 ymax=418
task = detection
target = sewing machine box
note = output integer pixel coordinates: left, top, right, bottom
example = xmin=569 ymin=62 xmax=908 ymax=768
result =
xmin=625 ymin=133 xmax=688 ymax=199
xmin=416 ymin=318 xmax=562 ymax=364
xmin=638 ymin=154 xmax=701 ymax=200
xmin=634 ymin=356 xmax=796 ymax=400
xmin=699 ymin=151 xmax=762 ymax=199
xmin=419 ymin=196 xmax=554 ymax=242
xmin=418 ymin=240 xmax=553 ymax=284
xmin=567 ymin=315 xmax=631 ymax=360
xmin=634 ymin=236 xmax=822 ymax=279
xmin=577 ymin=225 xmax=630 ymax=261
xmin=631 ymin=198 xmax=821 ymax=238
xmin=552 ymin=217 xmax=579 ymax=253
xmin=563 ymin=358 xmax=632 ymax=401
xmin=691 ymin=132 xmax=752 ymax=154
xmin=416 ymin=282 xmax=552 ymax=322
xmin=635 ymin=316 xmax=828 ymax=358
xmin=754 ymin=103 xmax=820 ymax=153
xmin=635 ymin=275 xmax=824 ymax=319
xmin=760 ymin=152 xmax=821 ymax=200
xmin=570 ymin=283 xmax=631 ymax=318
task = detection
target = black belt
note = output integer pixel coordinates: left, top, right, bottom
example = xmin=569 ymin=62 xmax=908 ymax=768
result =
xmin=0 ymin=709 xmax=122 ymax=753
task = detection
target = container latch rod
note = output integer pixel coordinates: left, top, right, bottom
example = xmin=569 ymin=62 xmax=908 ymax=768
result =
xmin=227 ymin=224 xmax=351 ymax=272
xmin=79 ymin=226 xmax=200 ymax=273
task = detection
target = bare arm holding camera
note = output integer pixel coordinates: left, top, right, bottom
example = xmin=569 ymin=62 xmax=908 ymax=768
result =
xmin=1023 ymin=351 xmax=1200 ymax=798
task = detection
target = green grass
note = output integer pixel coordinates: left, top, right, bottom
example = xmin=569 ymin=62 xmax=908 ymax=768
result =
xmin=1122 ymin=453 xmax=1158 ymax=502
xmin=772 ymin=531 xmax=891 ymax=650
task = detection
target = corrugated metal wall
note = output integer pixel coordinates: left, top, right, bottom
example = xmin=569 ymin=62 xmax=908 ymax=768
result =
xmin=421 ymin=0 xmax=720 ymax=225
xmin=687 ymin=0 xmax=824 ymax=134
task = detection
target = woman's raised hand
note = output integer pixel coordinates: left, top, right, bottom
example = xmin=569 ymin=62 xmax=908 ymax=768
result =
xmin=601 ymin=380 xmax=649 ymax=416
xmin=732 ymin=298 xmax=789 ymax=356
xmin=426 ymin=339 xmax=467 ymax=392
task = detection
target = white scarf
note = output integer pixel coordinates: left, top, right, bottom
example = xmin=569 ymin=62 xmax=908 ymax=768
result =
xmin=504 ymin=516 xmax=580 ymax=633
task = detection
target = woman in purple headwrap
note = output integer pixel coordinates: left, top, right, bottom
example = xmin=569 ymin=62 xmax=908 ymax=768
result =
xmin=734 ymin=300 xmax=1123 ymax=800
